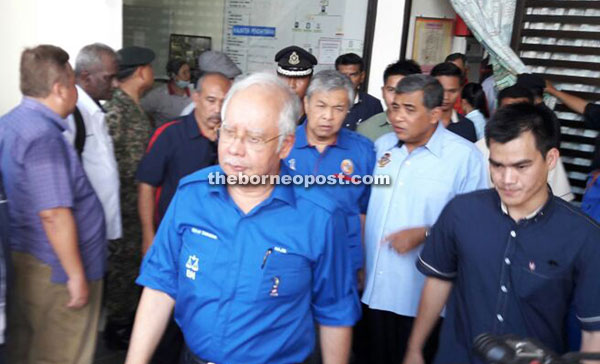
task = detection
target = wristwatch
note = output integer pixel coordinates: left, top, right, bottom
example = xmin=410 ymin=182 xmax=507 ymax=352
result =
xmin=425 ymin=227 xmax=431 ymax=238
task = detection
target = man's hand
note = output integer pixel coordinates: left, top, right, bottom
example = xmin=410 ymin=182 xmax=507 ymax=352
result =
xmin=402 ymin=349 xmax=425 ymax=364
xmin=545 ymin=80 xmax=558 ymax=95
xmin=66 ymin=275 xmax=89 ymax=309
xmin=383 ymin=227 xmax=427 ymax=255
xmin=357 ymin=269 xmax=365 ymax=291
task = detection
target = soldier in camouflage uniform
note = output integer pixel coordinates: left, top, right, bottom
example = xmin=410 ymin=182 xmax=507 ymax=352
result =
xmin=103 ymin=46 xmax=155 ymax=350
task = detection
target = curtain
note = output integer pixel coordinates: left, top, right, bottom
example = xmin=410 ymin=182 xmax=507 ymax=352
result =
xmin=450 ymin=0 xmax=529 ymax=89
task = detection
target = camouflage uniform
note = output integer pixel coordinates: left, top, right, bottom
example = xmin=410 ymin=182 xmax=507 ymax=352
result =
xmin=104 ymin=88 xmax=153 ymax=325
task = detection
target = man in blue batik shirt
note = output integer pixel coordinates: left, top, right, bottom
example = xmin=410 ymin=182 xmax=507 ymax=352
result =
xmin=125 ymin=73 xmax=360 ymax=364
xmin=285 ymin=70 xmax=375 ymax=284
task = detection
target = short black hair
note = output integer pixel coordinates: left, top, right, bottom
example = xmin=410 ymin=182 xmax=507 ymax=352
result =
xmin=383 ymin=59 xmax=422 ymax=84
xmin=515 ymin=73 xmax=546 ymax=99
xmin=485 ymin=103 xmax=559 ymax=157
xmin=430 ymin=62 xmax=462 ymax=80
xmin=166 ymin=58 xmax=188 ymax=78
xmin=335 ymin=53 xmax=364 ymax=72
xmin=395 ymin=74 xmax=444 ymax=110
xmin=497 ymin=85 xmax=534 ymax=105
xmin=462 ymin=83 xmax=489 ymax=118
xmin=445 ymin=53 xmax=467 ymax=64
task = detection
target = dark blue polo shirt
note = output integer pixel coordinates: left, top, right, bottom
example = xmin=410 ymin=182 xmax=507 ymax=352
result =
xmin=138 ymin=164 xmax=360 ymax=364
xmin=447 ymin=113 xmax=477 ymax=142
xmin=343 ymin=92 xmax=384 ymax=131
xmin=285 ymin=125 xmax=376 ymax=271
xmin=417 ymin=188 xmax=600 ymax=364
xmin=136 ymin=112 xmax=217 ymax=223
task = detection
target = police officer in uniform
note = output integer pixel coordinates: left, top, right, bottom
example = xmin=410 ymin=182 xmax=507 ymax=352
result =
xmin=275 ymin=45 xmax=317 ymax=122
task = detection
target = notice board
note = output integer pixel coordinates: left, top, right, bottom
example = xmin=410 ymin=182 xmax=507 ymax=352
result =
xmin=222 ymin=0 xmax=370 ymax=73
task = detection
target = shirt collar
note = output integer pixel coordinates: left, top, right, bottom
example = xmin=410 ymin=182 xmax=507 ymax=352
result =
xmin=183 ymin=112 xmax=205 ymax=139
xmin=354 ymin=92 xmax=362 ymax=105
xmin=295 ymin=124 xmax=351 ymax=150
xmin=451 ymin=109 xmax=459 ymax=124
xmin=76 ymin=85 xmax=103 ymax=115
xmin=21 ymin=97 xmax=67 ymax=132
xmin=381 ymin=113 xmax=391 ymax=127
xmin=418 ymin=122 xmax=445 ymax=158
xmin=206 ymin=163 xmax=297 ymax=208
xmin=498 ymin=185 xmax=554 ymax=221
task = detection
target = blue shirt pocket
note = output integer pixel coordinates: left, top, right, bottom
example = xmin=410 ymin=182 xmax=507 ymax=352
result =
xmin=510 ymin=257 xmax=571 ymax=312
xmin=256 ymin=249 xmax=311 ymax=302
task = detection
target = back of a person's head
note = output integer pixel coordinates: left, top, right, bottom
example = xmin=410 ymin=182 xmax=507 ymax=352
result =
xmin=430 ymin=62 xmax=462 ymax=79
xmin=20 ymin=44 xmax=70 ymax=98
xmin=383 ymin=59 xmax=422 ymax=83
xmin=335 ymin=53 xmax=364 ymax=72
xmin=445 ymin=53 xmax=467 ymax=64
xmin=497 ymin=85 xmax=534 ymax=106
xmin=462 ymin=83 xmax=489 ymax=118
xmin=485 ymin=103 xmax=559 ymax=157
xmin=516 ymin=73 xmax=546 ymax=99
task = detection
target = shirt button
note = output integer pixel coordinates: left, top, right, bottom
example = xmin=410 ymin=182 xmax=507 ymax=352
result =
xmin=510 ymin=230 xmax=516 ymax=238
xmin=504 ymin=257 xmax=511 ymax=265
xmin=501 ymin=285 xmax=508 ymax=293
xmin=378 ymin=271 xmax=383 ymax=275
xmin=405 ymin=161 xmax=411 ymax=166
xmin=398 ymin=181 xmax=404 ymax=187
xmin=497 ymin=314 xmax=504 ymax=322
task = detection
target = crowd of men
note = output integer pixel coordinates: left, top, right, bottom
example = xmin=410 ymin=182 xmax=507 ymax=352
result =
xmin=0 ymin=42 xmax=599 ymax=364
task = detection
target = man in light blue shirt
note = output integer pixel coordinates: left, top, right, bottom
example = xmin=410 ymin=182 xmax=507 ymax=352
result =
xmin=361 ymin=74 xmax=487 ymax=363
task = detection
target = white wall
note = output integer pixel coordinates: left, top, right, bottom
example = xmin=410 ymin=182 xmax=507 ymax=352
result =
xmin=367 ymin=0 xmax=458 ymax=97
xmin=0 ymin=0 xmax=122 ymax=114
xmin=367 ymin=0 xmax=407 ymax=98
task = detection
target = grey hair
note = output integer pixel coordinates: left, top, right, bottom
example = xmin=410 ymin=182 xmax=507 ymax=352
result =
xmin=221 ymin=72 xmax=300 ymax=151
xmin=395 ymin=74 xmax=443 ymax=110
xmin=74 ymin=43 xmax=117 ymax=77
xmin=195 ymin=72 xmax=228 ymax=94
xmin=306 ymin=70 xmax=355 ymax=106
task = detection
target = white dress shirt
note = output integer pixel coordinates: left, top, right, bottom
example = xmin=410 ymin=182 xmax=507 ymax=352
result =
xmin=64 ymin=86 xmax=122 ymax=239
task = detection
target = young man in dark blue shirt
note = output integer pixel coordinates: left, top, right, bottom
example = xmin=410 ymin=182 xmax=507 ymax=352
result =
xmin=404 ymin=103 xmax=600 ymax=364
xmin=430 ymin=62 xmax=477 ymax=142
xmin=335 ymin=53 xmax=383 ymax=131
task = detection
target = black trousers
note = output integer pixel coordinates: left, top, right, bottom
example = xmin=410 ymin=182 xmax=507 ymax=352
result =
xmin=353 ymin=304 xmax=442 ymax=364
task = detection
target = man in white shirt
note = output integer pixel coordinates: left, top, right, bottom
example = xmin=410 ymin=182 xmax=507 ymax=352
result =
xmin=64 ymin=43 xmax=122 ymax=242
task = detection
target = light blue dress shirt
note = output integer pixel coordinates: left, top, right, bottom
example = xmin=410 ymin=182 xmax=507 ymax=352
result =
xmin=466 ymin=109 xmax=488 ymax=140
xmin=361 ymin=123 xmax=488 ymax=317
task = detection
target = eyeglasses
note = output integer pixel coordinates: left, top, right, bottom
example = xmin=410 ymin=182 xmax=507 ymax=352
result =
xmin=217 ymin=125 xmax=281 ymax=152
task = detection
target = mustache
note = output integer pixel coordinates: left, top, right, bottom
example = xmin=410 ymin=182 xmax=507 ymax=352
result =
xmin=221 ymin=156 xmax=249 ymax=168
